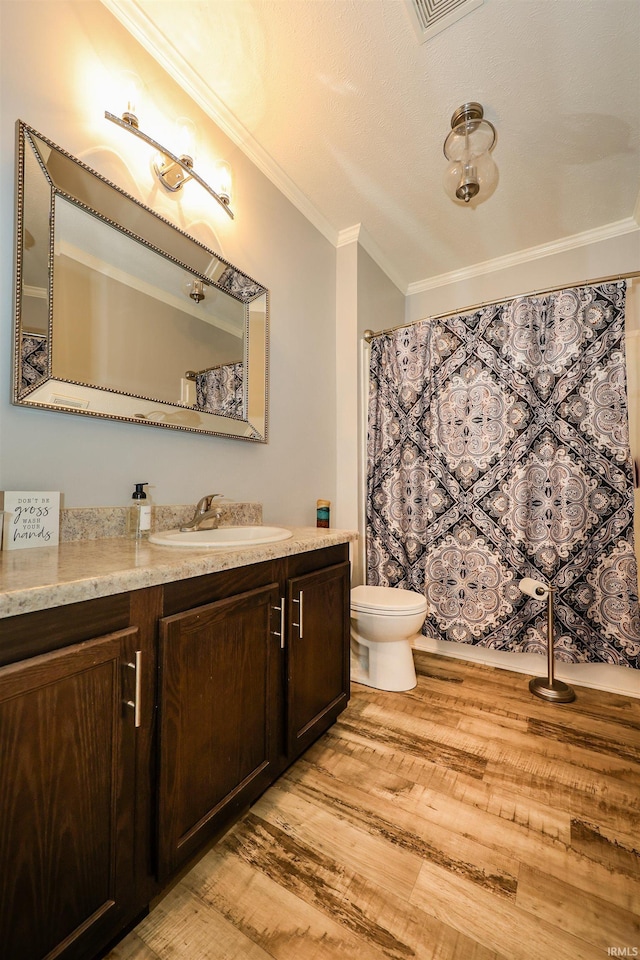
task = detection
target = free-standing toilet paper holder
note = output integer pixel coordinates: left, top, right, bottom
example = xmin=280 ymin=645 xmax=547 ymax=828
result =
xmin=519 ymin=577 xmax=576 ymax=703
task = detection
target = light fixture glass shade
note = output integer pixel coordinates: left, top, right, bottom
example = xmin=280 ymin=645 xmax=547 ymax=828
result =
xmin=443 ymin=119 xmax=495 ymax=162
xmin=442 ymin=102 xmax=498 ymax=204
xmin=174 ymin=117 xmax=197 ymax=164
xmin=443 ymin=151 xmax=498 ymax=204
xmin=214 ymin=160 xmax=233 ymax=206
xmin=121 ymin=71 xmax=142 ymax=127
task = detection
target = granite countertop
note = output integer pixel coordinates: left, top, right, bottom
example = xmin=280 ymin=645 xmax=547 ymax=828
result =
xmin=0 ymin=527 xmax=358 ymax=620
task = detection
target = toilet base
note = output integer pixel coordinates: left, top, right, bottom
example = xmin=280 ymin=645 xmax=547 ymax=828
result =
xmin=350 ymin=631 xmax=417 ymax=692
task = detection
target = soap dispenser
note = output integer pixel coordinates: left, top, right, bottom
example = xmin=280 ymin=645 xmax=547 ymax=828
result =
xmin=127 ymin=482 xmax=152 ymax=540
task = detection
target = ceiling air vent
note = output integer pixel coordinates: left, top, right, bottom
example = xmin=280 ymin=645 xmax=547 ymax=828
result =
xmin=404 ymin=0 xmax=484 ymax=43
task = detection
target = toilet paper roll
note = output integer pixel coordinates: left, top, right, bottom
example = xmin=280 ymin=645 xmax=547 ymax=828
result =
xmin=519 ymin=577 xmax=551 ymax=600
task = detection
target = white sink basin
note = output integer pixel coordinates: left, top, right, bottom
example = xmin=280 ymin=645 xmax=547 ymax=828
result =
xmin=149 ymin=525 xmax=293 ymax=548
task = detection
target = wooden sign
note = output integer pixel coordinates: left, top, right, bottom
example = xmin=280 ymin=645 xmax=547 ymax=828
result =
xmin=1 ymin=491 xmax=60 ymax=550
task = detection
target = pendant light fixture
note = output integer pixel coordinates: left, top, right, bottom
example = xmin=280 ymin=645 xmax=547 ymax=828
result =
xmin=443 ymin=102 xmax=498 ymax=204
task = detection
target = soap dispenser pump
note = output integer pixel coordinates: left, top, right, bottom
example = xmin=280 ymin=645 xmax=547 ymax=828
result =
xmin=127 ymin=482 xmax=152 ymax=540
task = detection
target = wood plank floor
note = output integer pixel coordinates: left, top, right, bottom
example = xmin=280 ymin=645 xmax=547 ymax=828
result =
xmin=106 ymin=652 xmax=640 ymax=960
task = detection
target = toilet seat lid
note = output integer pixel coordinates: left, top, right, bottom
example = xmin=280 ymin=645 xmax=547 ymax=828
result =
xmin=351 ymin=585 xmax=427 ymax=615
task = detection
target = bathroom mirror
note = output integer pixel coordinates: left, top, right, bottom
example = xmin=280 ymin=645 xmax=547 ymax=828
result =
xmin=13 ymin=121 xmax=269 ymax=440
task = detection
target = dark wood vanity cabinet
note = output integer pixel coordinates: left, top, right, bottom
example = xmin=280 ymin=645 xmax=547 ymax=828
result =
xmin=0 ymin=589 xmax=159 ymax=960
xmin=286 ymin=560 xmax=351 ymax=759
xmin=0 ymin=624 xmax=143 ymax=960
xmin=156 ymin=582 xmax=281 ymax=880
xmin=0 ymin=542 xmax=350 ymax=960
xmin=155 ymin=545 xmax=351 ymax=879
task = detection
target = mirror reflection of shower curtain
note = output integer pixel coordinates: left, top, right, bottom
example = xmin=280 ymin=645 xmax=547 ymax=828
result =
xmin=366 ymin=281 xmax=640 ymax=669
xmin=195 ymin=361 xmax=244 ymax=418
xmin=21 ymin=334 xmax=48 ymax=391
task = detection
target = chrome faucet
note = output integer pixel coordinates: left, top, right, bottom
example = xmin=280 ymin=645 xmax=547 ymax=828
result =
xmin=180 ymin=494 xmax=225 ymax=532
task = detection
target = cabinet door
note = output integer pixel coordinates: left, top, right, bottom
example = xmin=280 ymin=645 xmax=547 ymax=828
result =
xmin=0 ymin=628 xmax=138 ymax=960
xmin=157 ymin=583 xmax=280 ymax=880
xmin=286 ymin=561 xmax=350 ymax=758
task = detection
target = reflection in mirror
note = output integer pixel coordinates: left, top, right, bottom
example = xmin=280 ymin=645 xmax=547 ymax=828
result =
xmin=52 ymin=196 xmax=245 ymax=406
xmin=20 ymin=130 xmax=51 ymax=391
xmin=14 ymin=121 xmax=269 ymax=440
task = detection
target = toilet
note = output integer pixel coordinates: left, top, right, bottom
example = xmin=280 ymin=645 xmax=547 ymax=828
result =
xmin=350 ymin=585 xmax=428 ymax=692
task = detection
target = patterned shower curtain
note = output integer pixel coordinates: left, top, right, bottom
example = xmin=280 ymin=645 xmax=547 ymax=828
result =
xmin=367 ymin=281 xmax=640 ymax=669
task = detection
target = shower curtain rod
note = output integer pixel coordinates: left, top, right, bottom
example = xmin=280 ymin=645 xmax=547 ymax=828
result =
xmin=363 ymin=269 xmax=640 ymax=342
xmin=185 ymin=359 xmax=239 ymax=379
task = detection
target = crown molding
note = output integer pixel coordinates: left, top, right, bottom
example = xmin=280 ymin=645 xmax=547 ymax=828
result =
xmin=101 ymin=0 xmax=338 ymax=247
xmin=336 ymin=225 xmax=362 ymax=247
xmin=406 ymin=217 xmax=640 ymax=296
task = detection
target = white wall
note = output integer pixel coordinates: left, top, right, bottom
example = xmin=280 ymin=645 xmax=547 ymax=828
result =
xmin=0 ymin=1 xmax=337 ymax=525
xmin=335 ymin=240 xmax=359 ymax=538
xmin=335 ymin=238 xmax=404 ymax=582
xmin=355 ymin=247 xmax=404 ymax=582
xmin=404 ymin=228 xmax=640 ymax=697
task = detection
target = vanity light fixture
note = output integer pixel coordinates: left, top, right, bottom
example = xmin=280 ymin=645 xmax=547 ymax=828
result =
xmin=105 ymin=109 xmax=234 ymax=219
xmin=443 ymin=101 xmax=498 ymax=204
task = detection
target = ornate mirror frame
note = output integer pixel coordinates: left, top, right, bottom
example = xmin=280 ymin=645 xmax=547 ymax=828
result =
xmin=13 ymin=121 xmax=269 ymax=441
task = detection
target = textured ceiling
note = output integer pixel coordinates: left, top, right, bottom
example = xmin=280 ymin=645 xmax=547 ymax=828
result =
xmin=103 ymin=0 xmax=640 ymax=291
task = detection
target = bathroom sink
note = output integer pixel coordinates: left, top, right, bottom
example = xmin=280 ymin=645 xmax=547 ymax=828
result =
xmin=148 ymin=525 xmax=293 ymax=548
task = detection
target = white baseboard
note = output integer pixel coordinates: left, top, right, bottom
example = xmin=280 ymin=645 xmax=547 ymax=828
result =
xmin=413 ymin=637 xmax=640 ymax=700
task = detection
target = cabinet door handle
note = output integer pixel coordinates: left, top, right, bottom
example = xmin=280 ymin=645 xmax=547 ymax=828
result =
xmin=292 ymin=591 xmax=304 ymax=638
xmin=271 ymin=600 xmax=286 ymax=649
xmin=125 ymin=650 xmax=142 ymax=728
